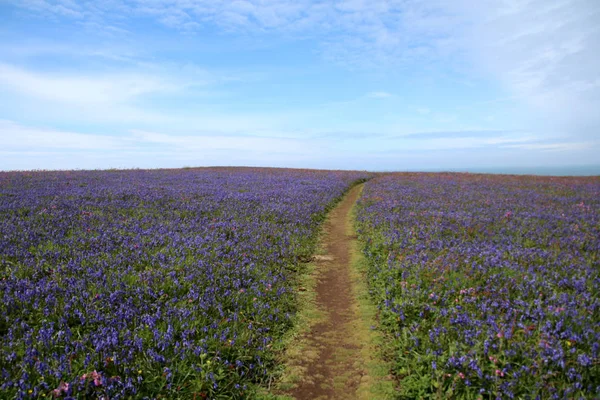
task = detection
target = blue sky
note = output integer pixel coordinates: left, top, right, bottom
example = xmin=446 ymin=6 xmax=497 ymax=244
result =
xmin=0 ymin=0 xmax=599 ymax=172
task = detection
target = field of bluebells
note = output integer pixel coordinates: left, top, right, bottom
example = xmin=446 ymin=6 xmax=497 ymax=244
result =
xmin=356 ymin=173 xmax=600 ymax=399
xmin=0 ymin=167 xmax=369 ymax=399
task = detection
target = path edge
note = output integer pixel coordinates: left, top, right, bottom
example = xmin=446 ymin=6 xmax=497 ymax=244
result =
xmin=256 ymin=181 xmax=364 ymax=399
xmin=347 ymin=184 xmax=396 ymax=400
xmin=258 ymin=181 xmax=395 ymax=399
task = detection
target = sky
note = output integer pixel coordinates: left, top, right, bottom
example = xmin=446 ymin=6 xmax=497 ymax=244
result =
xmin=0 ymin=0 xmax=599 ymax=172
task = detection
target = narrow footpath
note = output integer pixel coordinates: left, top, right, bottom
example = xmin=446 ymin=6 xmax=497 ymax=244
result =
xmin=280 ymin=183 xmax=392 ymax=400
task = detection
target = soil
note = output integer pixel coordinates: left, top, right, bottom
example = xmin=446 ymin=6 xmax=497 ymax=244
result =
xmin=286 ymin=184 xmax=368 ymax=400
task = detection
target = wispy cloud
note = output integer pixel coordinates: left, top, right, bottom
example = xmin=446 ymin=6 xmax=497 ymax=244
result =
xmin=15 ymin=0 xmax=85 ymax=18
xmin=128 ymin=129 xmax=312 ymax=153
xmin=309 ymin=131 xmax=385 ymax=140
xmin=500 ymin=141 xmax=599 ymax=152
xmin=0 ymin=120 xmax=314 ymax=153
xmin=0 ymin=119 xmax=123 ymax=150
xmin=2 ymin=119 xmax=598 ymax=171
xmin=0 ymin=120 xmax=333 ymax=170
xmin=366 ymin=91 xmax=394 ymax=98
xmin=0 ymin=63 xmax=182 ymax=104
xmin=397 ymin=130 xmax=517 ymax=140
xmin=461 ymin=0 xmax=600 ymax=134
xmin=0 ymin=61 xmax=268 ymax=129
xmin=9 ymin=0 xmax=464 ymax=69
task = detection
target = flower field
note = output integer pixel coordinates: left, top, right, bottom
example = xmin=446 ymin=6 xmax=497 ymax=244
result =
xmin=355 ymin=173 xmax=600 ymax=399
xmin=0 ymin=167 xmax=369 ymax=399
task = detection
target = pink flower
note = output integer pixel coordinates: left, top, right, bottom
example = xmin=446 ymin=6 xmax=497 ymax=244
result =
xmin=458 ymin=372 xmax=465 ymax=379
xmin=52 ymin=381 xmax=69 ymax=397
xmin=495 ymin=369 xmax=505 ymax=377
xmin=91 ymin=370 xmax=103 ymax=386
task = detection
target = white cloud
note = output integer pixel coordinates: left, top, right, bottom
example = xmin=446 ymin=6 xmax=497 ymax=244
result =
xmin=459 ymin=0 xmax=600 ymax=135
xmin=10 ymin=0 xmax=463 ymax=69
xmin=0 ymin=120 xmax=123 ymax=150
xmin=388 ymin=136 xmax=532 ymax=152
xmin=366 ymin=91 xmax=394 ymax=98
xmin=15 ymin=0 xmax=84 ymax=18
xmin=0 ymin=119 xmax=342 ymax=170
xmin=0 ymin=120 xmax=316 ymax=155
xmin=128 ymin=129 xmax=313 ymax=153
xmin=1 ymin=120 xmax=533 ymax=160
xmin=0 ymin=63 xmax=185 ymax=104
xmin=2 ymin=120 xmax=598 ymax=171
xmin=0 ymin=62 xmax=267 ymax=129
xmin=500 ymin=141 xmax=598 ymax=152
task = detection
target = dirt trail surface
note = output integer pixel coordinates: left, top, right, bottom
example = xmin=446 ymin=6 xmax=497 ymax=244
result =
xmin=287 ymin=184 xmax=370 ymax=400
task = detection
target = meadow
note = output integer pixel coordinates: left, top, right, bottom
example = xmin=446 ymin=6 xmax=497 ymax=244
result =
xmin=0 ymin=168 xmax=369 ymax=399
xmin=355 ymin=173 xmax=599 ymax=399
xmin=1 ymin=168 xmax=598 ymax=399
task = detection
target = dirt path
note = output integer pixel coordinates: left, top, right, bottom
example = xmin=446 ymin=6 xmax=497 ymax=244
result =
xmin=284 ymin=183 xmax=376 ymax=400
